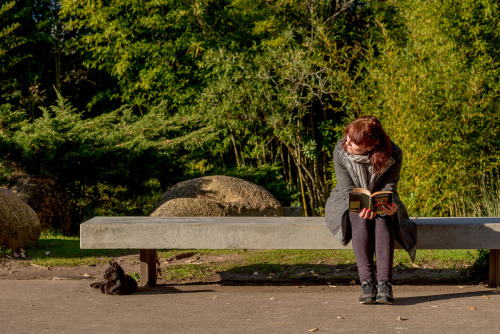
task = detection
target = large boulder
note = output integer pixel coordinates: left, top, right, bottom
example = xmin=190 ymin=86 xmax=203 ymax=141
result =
xmin=8 ymin=172 xmax=72 ymax=233
xmin=0 ymin=187 xmax=41 ymax=250
xmin=151 ymin=175 xmax=283 ymax=217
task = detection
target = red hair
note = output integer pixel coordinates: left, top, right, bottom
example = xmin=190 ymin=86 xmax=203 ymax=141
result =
xmin=342 ymin=116 xmax=392 ymax=174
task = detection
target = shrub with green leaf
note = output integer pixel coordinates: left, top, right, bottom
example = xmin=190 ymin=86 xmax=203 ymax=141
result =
xmin=346 ymin=0 xmax=500 ymax=216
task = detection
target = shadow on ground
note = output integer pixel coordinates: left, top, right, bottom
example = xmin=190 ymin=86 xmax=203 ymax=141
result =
xmin=214 ymin=263 xmax=472 ymax=285
xmin=394 ymin=289 xmax=497 ymax=306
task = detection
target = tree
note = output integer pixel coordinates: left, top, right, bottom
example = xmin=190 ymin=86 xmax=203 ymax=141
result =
xmin=58 ymin=0 xmax=368 ymax=215
xmin=0 ymin=1 xmax=24 ymax=58
xmin=346 ymin=0 xmax=500 ymax=215
xmin=195 ymin=1 xmax=367 ymax=215
xmin=0 ymin=1 xmax=26 ymax=104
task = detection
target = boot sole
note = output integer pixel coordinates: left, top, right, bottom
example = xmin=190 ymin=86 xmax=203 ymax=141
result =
xmin=359 ymin=297 xmax=377 ymax=304
xmin=376 ymin=297 xmax=394 ymax=304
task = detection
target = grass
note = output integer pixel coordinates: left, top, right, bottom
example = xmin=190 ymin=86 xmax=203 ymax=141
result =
xmin=0 ymin=232 xmax=486 ymax=283
xmin=156 ymin=248 xmax=481 ymax=282
xmin=1 ymin=232 xmax=481 ymax=269
xmin=0 ymin=231 xmax=136 ymax=267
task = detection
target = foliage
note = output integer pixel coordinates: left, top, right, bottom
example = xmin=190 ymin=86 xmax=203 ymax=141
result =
xmin=0 ymin=93 xmax=202 ymax=223
xmin=191 ymin=1 xmax=366 ymax=214
xmin=346 ymin=0 xmax=500 ymax=216
xmin=1 ymin=94 xmax=169 ymax=183
xmin=465 ymin=249 xmax=489 ymax=284
xmin=453 ymin=174 xmax=500 ymax=218
xmin=0 ymin=0 xmax=499 ymax=227
xmin=0 ymin=1 xmax=24 ymax=60
xmin=0 ymin=0 xmax=26 ymax=104
xmin=59 ymin=0 xmax=262 ymax=112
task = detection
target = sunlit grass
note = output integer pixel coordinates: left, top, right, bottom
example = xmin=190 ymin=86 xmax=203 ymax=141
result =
xmin=3 ymin=231 xmax=137 ymax=267
xmin=157 ymin=248 xmax=479 ymax=280
xmin=1 ymin=232 xmax=484 ymax=282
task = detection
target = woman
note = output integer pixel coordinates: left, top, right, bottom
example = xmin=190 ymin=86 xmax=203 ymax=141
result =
xmin=325 ymin=116 xmax=416 ymax=304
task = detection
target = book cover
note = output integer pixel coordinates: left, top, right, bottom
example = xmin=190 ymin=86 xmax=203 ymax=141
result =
xmin=348 ymin=188 xmax=392 ymax=215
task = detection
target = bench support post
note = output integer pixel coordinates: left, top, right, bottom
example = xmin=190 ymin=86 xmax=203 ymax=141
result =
xmin=140 ymin=249 xmax=157 ymax=286
xmin=490 ymin=249 xmax=500 ymax=288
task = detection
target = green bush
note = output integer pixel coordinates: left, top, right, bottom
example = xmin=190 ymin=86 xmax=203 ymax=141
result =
xmin=345 ymin=0 xmax=500 ymax=216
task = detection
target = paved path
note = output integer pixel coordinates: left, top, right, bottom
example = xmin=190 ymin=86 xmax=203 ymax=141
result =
xmin=1 ymin=281 xmax=499 ymax=333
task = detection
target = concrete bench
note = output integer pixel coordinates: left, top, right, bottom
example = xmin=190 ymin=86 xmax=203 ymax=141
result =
xmin=80 ymin=216 xmax=500 ymax=287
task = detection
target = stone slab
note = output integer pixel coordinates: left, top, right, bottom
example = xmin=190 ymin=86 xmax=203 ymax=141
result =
xmin=80 ymin=216 xmax=500 ymax=250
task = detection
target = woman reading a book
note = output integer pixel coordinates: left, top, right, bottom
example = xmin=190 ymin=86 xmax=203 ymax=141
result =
xmin=325 ymin=116 xmax=416 ymax=304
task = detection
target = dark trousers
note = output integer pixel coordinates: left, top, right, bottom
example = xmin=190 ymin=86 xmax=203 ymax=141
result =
xmin=349 ymin=212 xmax=395 ymax=283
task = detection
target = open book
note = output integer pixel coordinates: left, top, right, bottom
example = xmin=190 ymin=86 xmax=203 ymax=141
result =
xmin=348 ymin=188 xmax=393 ymax=215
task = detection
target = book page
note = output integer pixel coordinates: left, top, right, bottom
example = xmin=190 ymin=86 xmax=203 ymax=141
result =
xmin=352 ymin=188 xmax=372 ymax=196
xmin=371 ymin=190 xmax=392 ymax=197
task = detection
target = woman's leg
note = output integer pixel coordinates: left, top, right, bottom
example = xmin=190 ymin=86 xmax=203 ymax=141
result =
xmin=349 ymin=212 xmax=375 ymax=282
xmin=374 ymin=215 xmax=395 ymax=282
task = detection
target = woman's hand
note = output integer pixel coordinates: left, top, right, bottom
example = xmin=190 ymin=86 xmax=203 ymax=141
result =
xmin=359 ymin=208 xmax=377 ymax=220
xmin=380 ymin=202 xmax=398 ymax=216
xmin=359 ymin=202 xmax=398 ymax=219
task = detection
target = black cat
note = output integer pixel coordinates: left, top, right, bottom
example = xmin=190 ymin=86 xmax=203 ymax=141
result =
xmin=90 ymin=261 xmax=138 ymax=295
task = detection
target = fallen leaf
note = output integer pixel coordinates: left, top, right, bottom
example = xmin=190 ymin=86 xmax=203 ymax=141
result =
xmin=31 ymin=263 xmax=49 ymax=270
xmin=13 ymin=251 xmax=26 ymax=259
xmin=329 ymin=285 xmax=337 ymax=288
xmin=397 ymin=316 xmax=407 ymax=321
xmin=469 ymin=307 xmax=476 ymax=310
xmin=481 ymin=295 xmax=489 ymax=299
xmin=82 ymin=273 xmax=91 ymax=278
xmin=410 ymin=262 xmax=421 ymax=268
xmin=269 ymin=298 xmax=275 ymax=300
xmin=308 ymin=328 xmax=319 ymax=332
xmin=337 ymin=316 xmax=344 ymax=319
xmin=349 ymin=280 xmax=357 ymax=285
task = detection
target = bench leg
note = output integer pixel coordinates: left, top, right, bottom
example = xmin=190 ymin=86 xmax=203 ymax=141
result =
xmin=490 ymin=249 xmax=500 ymax=288
xmin=140 ymin=249 xmax=157 ymax=287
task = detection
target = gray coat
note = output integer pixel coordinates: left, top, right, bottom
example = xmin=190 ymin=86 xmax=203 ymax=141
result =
xmin=325 ymin=138 xmax=417 ymax=261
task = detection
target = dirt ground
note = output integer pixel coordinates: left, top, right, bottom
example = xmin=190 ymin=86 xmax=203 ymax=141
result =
xmin=0 ymin=251 xmax=475 ymax=286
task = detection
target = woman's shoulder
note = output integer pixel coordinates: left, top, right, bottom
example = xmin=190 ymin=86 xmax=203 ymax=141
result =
xmin=390 ymin=141 xmax=403 ymax=159
xmin=334 ymin=137 xmax=346 ymax=153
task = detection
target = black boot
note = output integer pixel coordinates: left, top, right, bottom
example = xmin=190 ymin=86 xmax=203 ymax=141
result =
xmin=359 ymin=280 xmax=377 ymax=304
xmin=376 ymin=280 xmax=394 ymax=304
